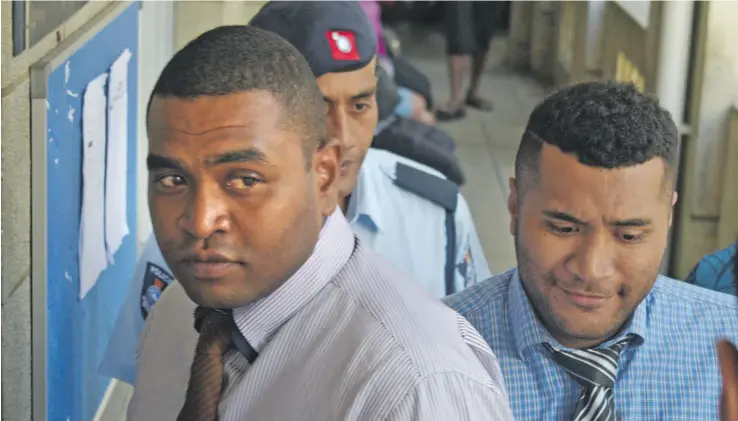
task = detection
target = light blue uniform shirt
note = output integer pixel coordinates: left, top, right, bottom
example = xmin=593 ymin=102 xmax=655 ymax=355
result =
xmin=444 ymin=268 xmax=738 ymax=421
xmin=99 ymin=147 xmax=490 ymax=384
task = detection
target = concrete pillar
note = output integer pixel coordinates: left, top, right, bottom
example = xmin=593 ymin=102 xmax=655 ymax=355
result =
xmin=654 ymin=1 xmax=694 ymax=274
xmin=655 ymin=0 xmax=694 ymax=132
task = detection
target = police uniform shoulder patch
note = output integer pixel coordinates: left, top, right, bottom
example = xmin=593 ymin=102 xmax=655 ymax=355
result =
xmin=456 ymin=247 xmax=477 ymax=288
xmin=140 ymin=262 xmax=175 ymax=319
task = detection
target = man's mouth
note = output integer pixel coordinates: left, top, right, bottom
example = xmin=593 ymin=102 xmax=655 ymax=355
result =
xmin=182 ymin=261 xmax=240 ymax=279
xmin=557 ymin=286 xmax=612 ymax=309
xmin=179 ymin=251 xmax=242 ymax=279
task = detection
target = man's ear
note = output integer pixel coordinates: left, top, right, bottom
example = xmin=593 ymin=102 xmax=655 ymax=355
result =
xmin=668 ymin=191 xmax=679 ymax=227
xmin=314 ymin=137 xmax=342 ymax=215
xmin=508 ymin=177 xmax=519 ymax=236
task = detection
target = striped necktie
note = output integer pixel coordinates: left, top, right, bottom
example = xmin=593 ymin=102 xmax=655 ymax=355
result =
xmin=177 ymin=307 xmax=237 ymax=421
xmin=545 ymin=334 xmax=636 ymax=421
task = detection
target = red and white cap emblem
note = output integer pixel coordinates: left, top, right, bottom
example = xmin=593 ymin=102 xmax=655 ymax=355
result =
xmin=326 ymin=30 xmax=360 ymax=61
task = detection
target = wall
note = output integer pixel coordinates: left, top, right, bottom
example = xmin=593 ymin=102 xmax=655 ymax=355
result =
xmin=585 ymin=0 xmax=606 ymax=72
xmin=553 ymin=1 xmax=589 ymax=87
xmin=506 ymin=1 xmax=534 ymax=71
xmin=600 ymin=0 xmax=662 ymax=94
xmin=174 ymin=1 xmax=267 ymax=50
xmin=529 ymin=1 xmax=559 ymax=84
xmin=136 ymin=1 xmax=174 ymax=249
xmin=2 ymin=4 xmax=116 ymax=419
xmin=673 ymin=1 xmax=738 ymax=277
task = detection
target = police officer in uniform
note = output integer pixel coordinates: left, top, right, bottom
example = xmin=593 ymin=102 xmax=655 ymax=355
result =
xmin=98 ymin=0 xmax=491 ymax=385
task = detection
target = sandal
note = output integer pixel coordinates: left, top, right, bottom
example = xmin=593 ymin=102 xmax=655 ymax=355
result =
xmin=435 ymin=107 xmax=466 ymax=122
xmin=465 ymin=96 xmax=493 ymax=112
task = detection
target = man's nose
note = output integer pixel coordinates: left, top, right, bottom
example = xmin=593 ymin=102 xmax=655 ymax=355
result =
xmin=328 ymin=109 xmax=358 ymax=153
xmin=571 ymin=231 xmax=617 ymax=283
xmin=178 ymin=184 xmax=230 ymax=239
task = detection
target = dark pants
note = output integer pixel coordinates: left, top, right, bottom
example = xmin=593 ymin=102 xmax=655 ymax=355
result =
xmin=444 ymin=1 xmax=500 ymax=56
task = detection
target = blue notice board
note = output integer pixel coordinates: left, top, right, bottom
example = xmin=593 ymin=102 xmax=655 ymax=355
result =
xmin=30 ymin=3 xmax=139 ymax=421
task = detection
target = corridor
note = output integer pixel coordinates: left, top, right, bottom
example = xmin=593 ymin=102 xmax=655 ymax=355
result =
xmin=396 ymin=23 xmax=547 ymax=273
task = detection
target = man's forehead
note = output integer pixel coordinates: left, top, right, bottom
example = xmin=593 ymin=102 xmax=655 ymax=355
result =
xmin=148 ymin=91 xmax=283 ymax=133
xmin=316 ymin=59 xmax=377 ymax=99
xmin=539 ymin=144 xmax=667 ymax=182
xmin=537 ymin=144 xmax=668 ymax=206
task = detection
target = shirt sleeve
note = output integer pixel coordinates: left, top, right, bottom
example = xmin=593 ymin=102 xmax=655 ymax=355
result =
xmin=382 ymin=372 xmax=515 ymax=421
xmin=97 ymin=234 xmax=172 ymax=384
xmin=393 ymin=87 xmax=415 ymax=118
xmin=686 ymin=245 xmax=737 ymax=294
xmin=453 ymin=195 xmax=492 ymax=292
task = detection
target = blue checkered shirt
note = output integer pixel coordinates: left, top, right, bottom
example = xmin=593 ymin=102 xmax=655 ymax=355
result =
xmin=444 ymin=268 xmax=738 ymax=421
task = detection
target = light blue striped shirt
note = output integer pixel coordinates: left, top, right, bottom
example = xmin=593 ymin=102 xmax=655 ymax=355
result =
xmin=445 ymin=268 xmax=738 ymax=421
xmin=128 ymin=209 xmax=514 ymax=421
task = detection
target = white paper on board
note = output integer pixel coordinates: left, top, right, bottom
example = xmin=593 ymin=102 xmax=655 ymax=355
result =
xmin=105 ymin=49 xmax=132 ymax=263
xmin=79 ymin=73 xmax=109 ymax=300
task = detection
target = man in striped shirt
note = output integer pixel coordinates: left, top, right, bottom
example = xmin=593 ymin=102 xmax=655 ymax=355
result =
xmin=99 ymin=0 xmax=489 ymax=386
xmin=128 ymin=25 xmax=513 ymax=421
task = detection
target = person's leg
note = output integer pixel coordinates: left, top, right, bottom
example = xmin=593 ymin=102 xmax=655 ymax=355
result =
xmin=436 ymin=1 xmax=475 ymax=121
xmin=465 ymin=1 xmax=500 ymax=112
xmin=466 ymin=51 xmax=492 ymax=111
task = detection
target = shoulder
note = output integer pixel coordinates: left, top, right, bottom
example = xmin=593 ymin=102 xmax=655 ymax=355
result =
xmin=687 ymin=244 xmax=737 ymax=294
xmin=330 ymin=244 xmax=496 ymax=378
xmin=363 ymin=149 xmax=460 ymax=211
xmin=135 ymin=235 xmax=176 ymax=319
xmin=364 ymin=148 xmax=448 ymax=179
xmin=444 ymin=270 xmax=514 ymax=317
xmin=139 ymin=282 xmax=197 ymax=348
xmin=384 ymin=370 xmax=515 ymax=421
xmin=649 ymin=275 xmax=738 ymax=332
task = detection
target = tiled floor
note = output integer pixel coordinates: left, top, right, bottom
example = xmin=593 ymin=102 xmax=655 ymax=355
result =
xmin=393 ymin=24 xmax=547 ymax=274
xmin=101 ymin=27 xmax=548 ymax=421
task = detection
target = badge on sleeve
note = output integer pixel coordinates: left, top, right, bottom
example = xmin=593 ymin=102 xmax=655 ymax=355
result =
xmin=326 ymin=30 xmax=360 ymax=61
xmin=140 ymin=262 xmax=175 ymax=319
xmin=456 ymin=248 xmax=477 ymax=287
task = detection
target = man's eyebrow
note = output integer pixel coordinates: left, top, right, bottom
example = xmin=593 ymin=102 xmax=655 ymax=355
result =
xmin=611 ymin=218 xmax=652 ymax=227
xmin=204 ymin=148 xmax=269 ymax=166
xmin=323 ymin=87 xmax=377 ymax=104
xmin=147 ymin=154 xmax=185 ymax=171
xmin=351 ymin=87 xmax=377 ymax=101
xmin=542 ymin=210 xmax=587 ymax=225
xmin=542 ymin=210 xmax=653 ymax=228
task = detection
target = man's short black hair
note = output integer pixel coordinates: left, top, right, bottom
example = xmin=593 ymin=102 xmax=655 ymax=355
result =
xmin=515 ymin=81 xmax=679 ymax=193
xmin=148 ymin=25 xmax=328 ymax=156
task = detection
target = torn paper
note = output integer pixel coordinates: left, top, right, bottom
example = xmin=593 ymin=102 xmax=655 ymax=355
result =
xmin=79 ymin=73 xmax=109 ymax=300
xmin=105 ymin=49 xmax=132 ymax=262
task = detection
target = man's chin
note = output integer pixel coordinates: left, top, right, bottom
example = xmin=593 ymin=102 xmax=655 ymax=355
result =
xmin=180 ymin=279 xmax=248 ymax=309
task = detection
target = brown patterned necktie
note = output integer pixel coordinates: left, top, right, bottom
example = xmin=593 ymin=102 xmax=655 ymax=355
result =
xmin=177 ymin=307 xmax=237 ymax=421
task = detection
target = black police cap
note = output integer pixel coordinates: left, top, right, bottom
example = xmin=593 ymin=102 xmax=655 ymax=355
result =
xmin=249 ymin=1 xmax=378 ymax=78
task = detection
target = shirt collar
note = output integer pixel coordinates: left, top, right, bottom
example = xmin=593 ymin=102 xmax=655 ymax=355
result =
xmin=509 ymin=268 xmax=648 ymax=357
xmin=232 ymin=207 xmax=355 ymax=351
xmin=345 ymin=156 xmax=385 ymax=232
